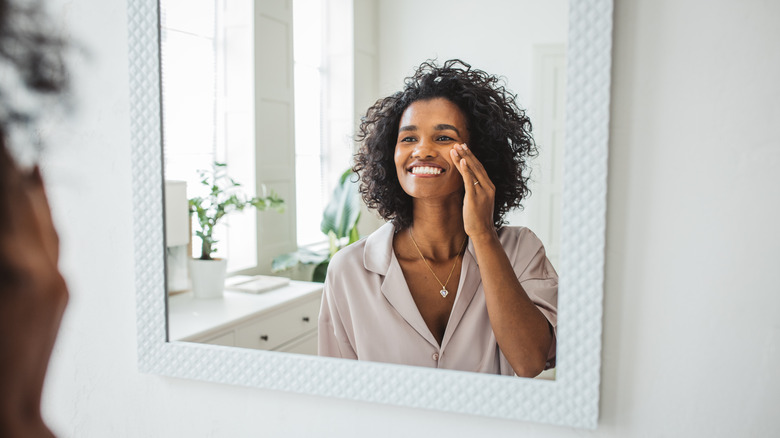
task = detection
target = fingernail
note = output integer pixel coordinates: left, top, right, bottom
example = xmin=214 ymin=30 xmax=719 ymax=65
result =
xmin=462 ymin=143 xmax=469 ymax=150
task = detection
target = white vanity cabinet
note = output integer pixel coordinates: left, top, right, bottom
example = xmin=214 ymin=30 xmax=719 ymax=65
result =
xmin=168 ymin=281 xmax=323 ymax=355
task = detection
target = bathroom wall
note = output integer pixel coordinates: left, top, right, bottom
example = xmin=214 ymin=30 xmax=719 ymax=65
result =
xmin=41 ymin=0 xmax=779 ymax=436
xmin=375 ymin=0 xmax=568 ymax=103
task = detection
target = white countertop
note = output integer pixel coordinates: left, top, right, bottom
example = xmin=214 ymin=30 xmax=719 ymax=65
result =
xmin=167 ymin=280 xmax=323 ymax=342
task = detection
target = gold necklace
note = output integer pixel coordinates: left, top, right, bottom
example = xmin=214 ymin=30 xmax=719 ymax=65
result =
xmin=408 ymin=229 xmax=468 ymax=298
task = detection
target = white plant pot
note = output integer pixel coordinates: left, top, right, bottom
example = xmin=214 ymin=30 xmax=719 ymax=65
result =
xmin=189 ymin=258 xmax=227 ymax=299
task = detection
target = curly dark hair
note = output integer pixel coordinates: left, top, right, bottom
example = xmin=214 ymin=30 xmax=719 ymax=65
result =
xmin=0 ymin=0 xmax=69 ymax=227
xmin=353 ymin=59 xmax=537 ymax=230
xmin=0 ymin=0 xmax=69 ymax=148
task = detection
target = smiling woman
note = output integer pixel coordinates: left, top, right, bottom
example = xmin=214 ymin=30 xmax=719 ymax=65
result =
xmin=319 ymin=60 xmax=557 ymax=377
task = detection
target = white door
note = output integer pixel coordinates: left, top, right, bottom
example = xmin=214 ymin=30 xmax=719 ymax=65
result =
xmin=508 ymin=44 xmax=566 ymax=270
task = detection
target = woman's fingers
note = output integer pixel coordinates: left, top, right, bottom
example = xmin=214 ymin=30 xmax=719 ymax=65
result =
xmin=461 ymin=144 xmax=493 ymax=189
xmin=452 ymin=143 xmax=493 ymax=190
xmin=460 ymin=157 xmax=480 ymax=192
xmin=451 ymin=144 xmax=495 ymax=238
xmin=450 ymin=147 xmax=475 ymax=186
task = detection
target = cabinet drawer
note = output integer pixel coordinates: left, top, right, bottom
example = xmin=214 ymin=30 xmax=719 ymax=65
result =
xmin=234 ymin=295 xmax=320 ymax=351
xmin=277 ymin=330 xmax=318 ymax=355
xmin=202 ymin=330 xmax=235 ymax=347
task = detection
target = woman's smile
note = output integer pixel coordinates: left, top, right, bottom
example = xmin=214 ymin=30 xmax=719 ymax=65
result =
xmin=408 ymin=163 xmax=444 ymax=176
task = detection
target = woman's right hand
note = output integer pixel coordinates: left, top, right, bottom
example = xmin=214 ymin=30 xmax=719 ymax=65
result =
xmin=451 ymin=143 xmax=497 ymax=243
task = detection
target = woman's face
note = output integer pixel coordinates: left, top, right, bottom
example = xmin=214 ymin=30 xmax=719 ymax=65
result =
xmin=394 ymin=97 xmax=470 ymax=201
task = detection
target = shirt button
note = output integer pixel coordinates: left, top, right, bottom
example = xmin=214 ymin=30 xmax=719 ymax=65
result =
xmin=432 ymin=353 xmax=439 ymax=361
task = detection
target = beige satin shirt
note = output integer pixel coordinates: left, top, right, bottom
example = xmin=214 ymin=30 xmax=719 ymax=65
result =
xmin=317 ymin=223 xmax=557 ymax=376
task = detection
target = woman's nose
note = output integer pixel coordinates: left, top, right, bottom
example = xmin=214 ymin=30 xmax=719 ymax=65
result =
xmin=412 ymin=138 xmax=437 ymax=158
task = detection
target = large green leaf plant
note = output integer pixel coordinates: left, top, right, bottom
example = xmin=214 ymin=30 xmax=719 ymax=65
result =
xmin=189 ymin=162 xmax=285 ymax=260
xmin=272 ymin=169 xmax=361 ymax=282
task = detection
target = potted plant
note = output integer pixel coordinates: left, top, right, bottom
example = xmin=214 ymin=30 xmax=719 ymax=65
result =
xmin=272 ymin=169 xmax=361 ymax=282
xmin=189 ymin=162 xmax=285 ymax=298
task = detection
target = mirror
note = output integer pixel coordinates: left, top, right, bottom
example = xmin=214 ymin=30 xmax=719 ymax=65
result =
xmin=130 ymin=0 xmax=611 ymax=428
xmin=162 ymin=0 xmax=567 ymax=365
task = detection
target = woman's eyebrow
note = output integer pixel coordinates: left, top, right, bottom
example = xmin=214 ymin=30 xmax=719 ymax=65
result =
xmin=435 ymin=124 xmax=460 ymax=136
xmin=399 ymin=125 xmax=417 ymax=133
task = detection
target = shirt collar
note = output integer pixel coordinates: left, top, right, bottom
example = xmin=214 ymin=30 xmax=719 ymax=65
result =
xmin=363 ymin=222 xmax=479 ymax=274
xmin=363 ymin=222 xmax=396 ymax=274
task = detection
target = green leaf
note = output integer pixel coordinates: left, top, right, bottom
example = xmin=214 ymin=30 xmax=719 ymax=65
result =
xmin=271 ymin=247 xmax=328 ymax=272
xmin=321 ymin=169 xmax=361 ymax=239
xmin=296 ymin=247 xmax=329 ymax=264
xmin=328 ymin=230 xmax=339 ymax=257
xmin=348 ymin=221 xmax=360 ymax=245
xmin=271 ymin=252 xmax=300 ymax=272
xmin=312 ymin=260 xmax=329 ymax=283
xmin=187 ymin=161 xmax=286 ymax=257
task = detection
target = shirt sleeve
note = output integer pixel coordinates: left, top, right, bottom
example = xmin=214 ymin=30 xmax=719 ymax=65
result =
xmin=317 ymin=265 xmax=358 ymax=360
xmin=514 ymin=230 xmax=559 ymax=369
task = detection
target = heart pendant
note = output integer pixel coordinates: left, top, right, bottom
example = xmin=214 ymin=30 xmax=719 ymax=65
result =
xmin=440 ymin=289 xmax=448 ymax=298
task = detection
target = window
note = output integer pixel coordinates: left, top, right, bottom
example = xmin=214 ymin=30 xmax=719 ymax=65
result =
xmin=293 ymin=0 xmax=354 ymax=247
xmin=161 ymin=0 xmax=356 ymax=274
xmin=293 ymin=0 xmax=324 ymax=246
xmin=161 ymin=0 xmax=258 ymax=272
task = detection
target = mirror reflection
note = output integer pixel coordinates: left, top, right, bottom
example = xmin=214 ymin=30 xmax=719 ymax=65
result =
xmin=163 ymin=0 xmax=567 ymax=379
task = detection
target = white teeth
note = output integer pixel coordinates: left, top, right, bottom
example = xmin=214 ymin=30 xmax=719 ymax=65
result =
xmin=410 ymin=166 xmax=443 ymax=175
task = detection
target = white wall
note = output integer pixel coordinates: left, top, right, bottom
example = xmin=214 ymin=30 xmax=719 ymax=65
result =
xmin=41 ymin=0 xmax=779 ymax=437
xmin=377 ymin=0 xmax=568 ymax=106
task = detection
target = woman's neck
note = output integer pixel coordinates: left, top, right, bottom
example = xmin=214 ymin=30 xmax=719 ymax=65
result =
xmin=407 ymin=197 xmax=468 ymax=261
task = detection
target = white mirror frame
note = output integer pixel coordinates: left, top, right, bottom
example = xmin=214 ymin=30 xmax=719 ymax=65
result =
xmin=129 ymin=0 xmax=612 ymax=428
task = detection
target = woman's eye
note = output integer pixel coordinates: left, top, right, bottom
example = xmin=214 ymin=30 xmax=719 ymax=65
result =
xmin=436 ymin=136 xmax=454 ymax=141
xmin=400 ymin=137 xmax=416 ymax=142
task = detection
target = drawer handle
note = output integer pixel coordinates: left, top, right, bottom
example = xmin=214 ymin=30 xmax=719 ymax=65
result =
xmin=302 ymin=316 xmax=310 ymax=322
xmin=260 ymin=335 xmax=269 ymax=341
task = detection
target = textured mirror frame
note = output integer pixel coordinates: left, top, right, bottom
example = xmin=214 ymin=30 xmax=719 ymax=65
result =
xmin=129 ymin=0 xmax=611 ymax=428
